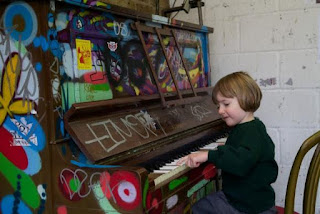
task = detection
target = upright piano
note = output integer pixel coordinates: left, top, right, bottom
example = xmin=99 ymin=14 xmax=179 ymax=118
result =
xmin=59 ymin=91 xmax=228 ymax=213
xmin=0 ymin=1 xmax=229 ymax=214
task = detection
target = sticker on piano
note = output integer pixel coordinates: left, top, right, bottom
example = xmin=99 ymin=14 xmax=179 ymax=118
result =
xmin=76 ymin=39 xmax=92 ymax=70
xmin=110 ymin=171 xmax=141 ymax=211
xmin=107 ymin=41 xmax=118 ymax=52
xmin=140 ymin=110 xmax=157 ymax=130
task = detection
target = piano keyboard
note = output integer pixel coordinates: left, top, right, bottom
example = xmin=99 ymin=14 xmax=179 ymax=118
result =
xmin=152 ymin=137 xmax=227 ymax=187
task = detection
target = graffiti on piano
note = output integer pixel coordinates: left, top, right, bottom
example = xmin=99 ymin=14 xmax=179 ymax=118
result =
xmin=191 ymin=104 xmax=212 ymax=121
xmin=0 ymin=2 xmax=47 ymax=214
xmin=59 ymin=168 xmax=142 ymax=212
xmin=85 ymin=111 xmax=166 ymax=153
xmin=168 ymin=108 xmax=180 ymax=118
xmin=50 ymin=57 xmax=62 ymax=104
xmin=113 ymin=21 xmax=130 ymax=37
xmin=54 ymin=6 xmax=209 ymax=109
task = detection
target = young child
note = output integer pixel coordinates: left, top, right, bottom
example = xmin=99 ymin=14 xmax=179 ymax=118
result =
xmin=178 ymin=71 xmax=278 ymax=214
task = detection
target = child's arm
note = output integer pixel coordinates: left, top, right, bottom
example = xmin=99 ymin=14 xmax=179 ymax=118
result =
xmin=177 ymin=151 xmax=209 ymax=168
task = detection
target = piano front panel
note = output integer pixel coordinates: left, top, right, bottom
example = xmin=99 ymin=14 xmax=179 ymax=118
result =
xmin=51 ymin=142 xmax=221 ymax=214
xmin=145 ymin=163 xmax=218 ymax=213
xmin=52 ymin=142 xmax=148 ymax=213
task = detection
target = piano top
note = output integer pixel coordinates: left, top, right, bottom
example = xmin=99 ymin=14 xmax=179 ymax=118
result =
xmin=64 ymin=91 xmax=222 ymax=163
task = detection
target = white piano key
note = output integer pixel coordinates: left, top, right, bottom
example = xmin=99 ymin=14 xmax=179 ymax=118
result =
xmin=201 ymin=143 xmax=219 ymax=150
xmin=201 ymin=146 xmax=218 ymax=150
xmin=216 ymin=137 xmax=227 ymax=143
xmin=159 ymin=165 xmax=179 ymax=170
xmin=207 ymin=142 xmax=220 ymax=146
xmin=166 ymin=158 xmax=182 ymax=165
xmin=154 ymin=164 xmax=189 ymax=186
xmin=166 ymin=162 xmax=179 ymax=166
xmin=153 ymin=169 xmax=170 ymax=174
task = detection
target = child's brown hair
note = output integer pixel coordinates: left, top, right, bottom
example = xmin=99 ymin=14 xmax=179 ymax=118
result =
xmin=212 ymin=71 xmax=262 ymax=112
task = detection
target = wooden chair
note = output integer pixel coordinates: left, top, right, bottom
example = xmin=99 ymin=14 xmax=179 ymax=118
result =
xmin=279 ymin=130 xmax=320 ymax=214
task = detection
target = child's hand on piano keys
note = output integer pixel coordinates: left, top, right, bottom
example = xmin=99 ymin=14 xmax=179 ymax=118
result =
xmin=177 ymin=151 xmax=209 ymax=168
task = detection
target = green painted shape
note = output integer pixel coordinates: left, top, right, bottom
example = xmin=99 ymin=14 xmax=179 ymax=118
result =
xmin=169 ymin=176 xmax=188 ymax=190
xmin=79 ymin=83 xmax=112 ymax=102
xmin=142 ymin=177 xmax=149 ymax=209
xmin=69 ymin=178 xmax=80 ymax=192
xmin=187 ymin=179 xmax=209 ymax=197
xmin=205 ymin=180 xmax=215 ymax=195
xmin=199 ymin=187 xmax=205 ymax=199
xmin=61 ymin=82 xmax=77 ymax=110
xmin=0 ymin=153 xmax=40 ymax=208
xmin=92 ymin=83 xmax=110 ymax=91
xmin=61 ymin=82 xmax=113 ymax=111
xmin=92 ymin=183 xmax=120 ymax=213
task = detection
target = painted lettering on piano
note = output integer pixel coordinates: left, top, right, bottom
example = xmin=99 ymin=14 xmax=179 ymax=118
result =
xmin=191 ymin=104 xmax=212 ymax=121
xmin=84 ymin=111 xmax=166 ymax=153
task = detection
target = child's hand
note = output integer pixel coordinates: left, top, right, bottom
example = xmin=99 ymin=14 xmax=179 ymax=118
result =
xmin=177 ymin=151 xmax=209 ymax=168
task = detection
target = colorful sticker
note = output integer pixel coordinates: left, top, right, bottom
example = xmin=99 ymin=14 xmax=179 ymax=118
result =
xmin=76 ymin=39 xmax=92 ymax=70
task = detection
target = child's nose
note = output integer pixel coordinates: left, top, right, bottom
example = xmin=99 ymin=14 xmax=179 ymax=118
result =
xmin=218 ymin=106 xmax=224 ymax=114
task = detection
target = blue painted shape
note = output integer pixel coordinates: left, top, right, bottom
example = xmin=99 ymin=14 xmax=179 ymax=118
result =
xmin=47 ymin=13 xmax=55 ymax=25
xmin=23 ymin=147 xmax=41 ymax=176
xmin=1 ymin=195 xmax=32 ymax=214
xmin=197 ymin=32 xmax=210 ymax=75
xmin=40 ymin=36 xmax=49 ymax=51
xmin=59 ymin=119 xmax=65 ymax=137
xmin=34 ymin=36 xmax=49 ymax=51
xmin=33 ymin=37 xmax=41 ymax=47
xmin=3 ymin=2 xmax=38 ymax=46
xmin=71 ymin=160 xmax=121 ymax=168
xmin=50 ymin=40 xmax=62 ymax=59
xmin=3 ymin=115 xmax=46 ymax=152
xmin=35 ymin=62 xmax=42 ymax=72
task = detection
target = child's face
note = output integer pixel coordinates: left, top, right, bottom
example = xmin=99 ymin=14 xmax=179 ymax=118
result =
xmin=216 ymin=92 xmax=254 ymax=126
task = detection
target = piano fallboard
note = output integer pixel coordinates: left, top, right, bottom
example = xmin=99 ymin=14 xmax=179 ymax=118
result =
xmin=64 ymin=93 xmax=225 ymax=164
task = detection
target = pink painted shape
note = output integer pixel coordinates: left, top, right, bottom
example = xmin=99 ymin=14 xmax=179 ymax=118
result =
xmin=83 ymin=71 xmax=107 ymax=84
xmin=57 ymin=205 xmax=68 ymax=214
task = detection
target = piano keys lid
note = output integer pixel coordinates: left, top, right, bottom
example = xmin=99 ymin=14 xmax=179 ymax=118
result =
xmin=64 ymin=92 xmax=221 ymax=163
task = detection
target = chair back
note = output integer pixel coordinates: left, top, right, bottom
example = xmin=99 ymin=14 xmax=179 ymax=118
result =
xmin=284 ymin=130 xmax=320 ymax=214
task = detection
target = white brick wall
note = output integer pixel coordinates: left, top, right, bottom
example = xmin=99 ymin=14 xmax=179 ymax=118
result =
xmin=173 ymin=0 xmax=320 ymax=212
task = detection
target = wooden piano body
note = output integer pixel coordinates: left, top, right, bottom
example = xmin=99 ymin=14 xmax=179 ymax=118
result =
xmin=59 ymin=94 xmax=227 ymax=213
xmin=0 ymin=1 xmax=228 ymax=213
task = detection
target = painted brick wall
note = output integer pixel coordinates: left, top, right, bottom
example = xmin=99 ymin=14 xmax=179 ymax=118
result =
xmin=173 ymin=0 xmax=320 ymax=213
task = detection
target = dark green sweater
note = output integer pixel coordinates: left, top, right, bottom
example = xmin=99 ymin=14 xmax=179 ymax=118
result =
xmin=208 ymin=118 xmax=278 ymax=214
